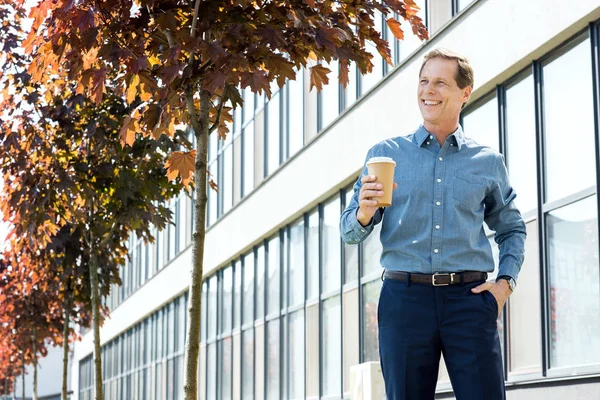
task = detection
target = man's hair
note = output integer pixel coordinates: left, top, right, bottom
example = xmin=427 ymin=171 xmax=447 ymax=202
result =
xmin=419 ymin=48 xmax=474 ymax=90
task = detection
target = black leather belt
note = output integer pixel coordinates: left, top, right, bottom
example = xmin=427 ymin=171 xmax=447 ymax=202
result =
xmin=383 ymin=270 xmax=488 ymax=286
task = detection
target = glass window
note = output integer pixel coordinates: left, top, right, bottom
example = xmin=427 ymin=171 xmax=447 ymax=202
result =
xmin=428 ymin=0 xmax=452 ymax=34
xmin=543 ymin=37 xmax=595 ymax=202
xmin=243 ymin=124 xmax=255 ymax=197
xmin=320 ymin=59 xmax=340 ymax=130
xmin=462 ymin=95 xmax=499 ymax=151
xmin=363 ymin=279 xmax=382 ymax=361
xmin=506 ymin=74 xmax=538 ymax=214
xmin=344 ymin=62 xmax=358 ymax=109
xmin=223 ymin=143 xmax=233 ymax=214
xmin=307 ymin=210 xmax=319 ymax=299
xmin=266 ymin=320 xmax=280 ymax=399
xmin=305 ymin=304 xmax=319 ymax=398
xmin=289 ymin=218 xmax=305 ymax=306
xmin=209 ymin=129 xmax=218 ymax=163
xmin=222 ymin=267 xmax=233 ymax=333
xmin=234 ymin=260 xmax=242 ymax=329
xmin=457 ymin=0 xmax=475 ymax=12
xmin=399 ymin=0 xmax=425 ymax=61
xmin=547 ymin=195 xmax=600 ymax=368
xmin=508 ymin=220 xmax=542 ymax=374
xmin=233 ymin=333 xmax=241 ymax=400
xmin=243 ymin=252 xmax=255 ymax=325
xmin=178 ymin=194 xmax=187 ymax=251
xmin=242 ymin=329 xmax=254 ymax=399
xmin=289 ymin=310 xmax=305 ymax=399
xmin=201 ymin=282 xmax=208 ymax=342
xmin=256 ymin=245 xmax=266 ymax=320
xmin=221 ymin=337 xmax=232 ymax=400
xmin=208 ymin=161 xmax=218 ymax=225
xmin=288 ymin=71 xmax=304 ymax=159
xmin=207 ymin=343 xmax=217 ymax=400
xmin=255 ymin=324 xmax=265 ymax=399
xmin=323 ymin=197 xmax=341 ymax=293
xmin=243 ymin=89 xmax=255 ymax=125
xmin=322 ymin=296 xmax=342 ymax=397
xmin=267 ymin=91 xmax=281 ymax=176
xmin=208 ymin=276 xmax=218 ymax=340
xmin=343 ymin=288 xmax=359 ymax=394
xmin=344 ymin=189 xmax=359 ymax=283
xmin=362 ymin=222 xmax=383 ymax=277
xmin=361 ymin=11 xmax=384 ymax=94
xmin=267 ymin=235 xmax=281 ymax=315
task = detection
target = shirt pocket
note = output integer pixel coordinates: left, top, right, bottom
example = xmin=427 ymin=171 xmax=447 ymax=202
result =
xmin=452 ymin=170 xmax=488 ymax=208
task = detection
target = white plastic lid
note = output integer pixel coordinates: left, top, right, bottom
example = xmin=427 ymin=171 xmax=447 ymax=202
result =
xmin=366 ymin=156 xmax=396 ymax=165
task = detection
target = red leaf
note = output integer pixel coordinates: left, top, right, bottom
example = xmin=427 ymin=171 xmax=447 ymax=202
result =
xmin=309 ymin=64 xmax=330 ymax=92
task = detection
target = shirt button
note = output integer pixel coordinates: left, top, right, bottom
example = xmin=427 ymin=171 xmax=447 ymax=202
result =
xmin=436 ymin=201 xmax=441 ymax=206
xmin=435 ymin=225 xmax=440 ymax=229
xmin=426 ymin=141 xmax=430 ymax=145
xmin=450 ymin=144 xmax=454 ymax=147
xmin=430 ymin=135 xmax=433 ymax=139
xmin=437 ymin=178 xmax=441 ymax=183
xmin=434 ymin=249 xmax=439 ymax=253
xmin=439 ymin=157 xmax=443 ymax=161
xmin=361 ymin=229 xmax=365 ymax=233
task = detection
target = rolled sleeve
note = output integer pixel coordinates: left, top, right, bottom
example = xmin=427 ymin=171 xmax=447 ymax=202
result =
xmin=484 ymin=154 xmax=527 ymax=283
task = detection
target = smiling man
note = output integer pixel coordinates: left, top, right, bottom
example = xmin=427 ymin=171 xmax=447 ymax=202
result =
xmin=340 ymin=48 xmax=526 ymax=399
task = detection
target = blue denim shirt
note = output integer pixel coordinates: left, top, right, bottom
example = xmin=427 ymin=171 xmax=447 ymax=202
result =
xmin=340 ymin=125 xmax=526 ymax=282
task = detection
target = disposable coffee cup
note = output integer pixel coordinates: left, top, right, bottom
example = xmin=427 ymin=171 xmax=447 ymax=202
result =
xmin=366 ymin=156 xmax=396 ymax=207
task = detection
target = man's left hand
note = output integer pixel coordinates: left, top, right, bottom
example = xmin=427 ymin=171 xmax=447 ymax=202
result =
xmin=471 ymin=280 xmax=512 ymax=318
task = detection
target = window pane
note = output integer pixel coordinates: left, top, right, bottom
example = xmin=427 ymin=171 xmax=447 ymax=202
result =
xmin=343 ymin=288 xmax=359 ymax=394
xmin=256 ymin=245 xmax=265 ymax=319
xmin=289 ymin=218 xmax=305 ymax=306
xmin=547 ymin=195 xmax=600 ymax=368
xmin=289 ymin=310 xmax=305 ymax=400
xmin=266 ymin=320 xmax=280 ymax=400
xmin=398 ymin=0 xmax=425 ymax=61
xmin=458 ymin=0 xmax=475 ymax=11
xmin=208 ymin=276 xmax=218 ymax=340
xmin=255 ymin=324 xmax=265 ymax=400
xmin=543 ymin=37 xmax=595 ymax=202
xmin=208 ymin=161 xmax=218 ymax=225
xmin=321 ymin=60 xmax=339 ymax=130
xmin=344 ymin=62 xmax=358 ymax=109
xmin=506 ymin=74 xmax=538 ymax=214
xmin=361 ymin=11 xmax=384 ymax=93
xmin=207 ymin=343 xmax=217 ymax=400
xmin=242 ymin=329 xmax=254 ymax=399
xmin=243 ymin=89 xmax=254 ymax=124
xmin=323 ymin=197 xmax=341 ymax=293
xmin=363 ymin=279 xmax=382 ymax=361
xmin=307 ymin=210 xmax=319 ymax=299
xmin=222 ymin=267 xmax=233 ymax=333
xmin=288 ymin=72 xmax=304 ymax=159
xmin=223 ymin=143 xmax=233 ymax=214
xmin=306 ymin=304 xmax=319 ymax=398
xmin=243 ymin=124 xmax=255 ymax=196
xmin=243 ymin=252 xmax=255 ymax=325
xmin=322 ymin=296 xmax=342 ymax=397
xmin=462 ymin=95 xmax=499 ymax=151
xmin=201 ymin=282 xmax=208 ymax=342
xmin=267 ymin=92 xmax=281 ymax=176
xmin=509 ymin=220 xmax=542 ymax=374
xmin=344 ymin=189 xmax=359 ymax=283
xmin=233 ymin=333 xmax=241 ymax=400
xmin=234 ymin=260 xmax=242 ymax=329
xmin=267 ymin=235 xmax=281 ymax=315
xmin=362 ymin=222 xmax=383 ymax=277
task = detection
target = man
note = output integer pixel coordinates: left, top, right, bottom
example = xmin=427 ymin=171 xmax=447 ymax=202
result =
xmin=340 ymin=48 xmax=526 ymax=400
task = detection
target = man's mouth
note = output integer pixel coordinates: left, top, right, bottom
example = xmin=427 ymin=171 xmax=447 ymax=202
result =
xmin=422 ymin=100 xmax=442 ymax=107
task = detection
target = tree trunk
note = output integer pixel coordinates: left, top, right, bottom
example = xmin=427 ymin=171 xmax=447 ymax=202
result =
xmin=21 ymin=350 xmax=25 ymax=400
xmin=182 ymin=87 xmax=209 ymax=400
xmin=33 ymin=328 xmax=38 ymax=400
xmin=62 ymin=291 xmax=72 ymax=400
xmin=89 ymin=252 xmax=104 ymax=400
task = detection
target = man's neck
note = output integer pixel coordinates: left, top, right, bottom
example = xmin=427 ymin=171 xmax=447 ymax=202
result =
xmin=423 ymin=121 xmax=459 ymax=147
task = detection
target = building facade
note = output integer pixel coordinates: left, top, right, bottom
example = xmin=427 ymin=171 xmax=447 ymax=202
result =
xmin=72 ymin=0 xmax=600 ymax=399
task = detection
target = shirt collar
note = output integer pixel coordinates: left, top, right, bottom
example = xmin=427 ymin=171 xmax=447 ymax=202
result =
xmin=416 ymin=124 xmax=466 ymax=151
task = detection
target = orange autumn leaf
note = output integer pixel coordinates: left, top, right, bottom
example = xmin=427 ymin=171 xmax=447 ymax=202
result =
xmin=165 ymin=150 xmax=196 ymax=187
xmin=386 ymin=18 xmax=404 ymax=41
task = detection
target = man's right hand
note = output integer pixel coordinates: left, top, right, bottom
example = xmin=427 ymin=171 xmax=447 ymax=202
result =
xmin=356 ymin=175 xmax=398 ymax=227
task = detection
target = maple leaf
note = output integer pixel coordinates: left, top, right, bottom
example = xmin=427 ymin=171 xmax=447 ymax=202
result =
xmin=119 ymin=116 xmax=136 ymax=147
xmin=339 ymin=59 xmax=350 ymax=88
xmin=126 ymin=74 xmax=139 ymax=104
xmin=386 ymin=18 xmax=404 ymax=41
xmin=309 ymin=64 xmax=330 ymax=92
xmin=240 ymin=70 xmax=272 ymax=98
xmin=165 ymin=151 xmax=196 ymax=188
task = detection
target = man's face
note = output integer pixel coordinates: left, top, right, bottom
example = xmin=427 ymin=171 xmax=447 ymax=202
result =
xmin=418 ymin=58 xmax=472 ymax=127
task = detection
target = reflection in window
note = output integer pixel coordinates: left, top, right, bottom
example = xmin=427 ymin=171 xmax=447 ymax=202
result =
xmin=323 ymin=197 xmax=341 ymax=293
xmin=543 ymin=37 xmax=595 ymax=202
xmin=462 ymin=95 xmax=499 ymax=151
xmin=267 ymin=91 xmax=281 ymax=176
xmin=547 ymin=195 xmax=600 ymax=368
xmin=322 ymin=296 xmax=342 ymax=396
xmin=506 ymin=74 xmax=537 ymax=214
xmin=362 ymin=279 xmax=382 ymax=361
xmin=307 ymin=210 xmax=319 ymax=299
xmin=289 ymin=218 xmax=305 ymax=306
xmin=320 ymin=60 xmax=340 ymax=130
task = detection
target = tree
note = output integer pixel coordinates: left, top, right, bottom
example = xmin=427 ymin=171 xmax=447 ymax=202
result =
xmin=23 ymin=0 xmax=427 ymax=398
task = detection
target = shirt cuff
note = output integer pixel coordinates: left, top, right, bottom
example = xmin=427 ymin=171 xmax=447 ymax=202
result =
xmin=497 ymin=260 xmax=520 ymax=284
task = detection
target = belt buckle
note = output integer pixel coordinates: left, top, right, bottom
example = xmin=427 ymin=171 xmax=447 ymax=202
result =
xmin=432 ymin=272 xmax=455 ymax=286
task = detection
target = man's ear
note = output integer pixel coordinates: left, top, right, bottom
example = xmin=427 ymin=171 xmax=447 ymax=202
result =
xmin=462 ymin=85 xmax=473 ymax=104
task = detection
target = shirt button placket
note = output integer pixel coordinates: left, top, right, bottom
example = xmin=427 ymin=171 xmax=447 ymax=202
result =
xmin=432 ymin=148 xmax=445 ymax=272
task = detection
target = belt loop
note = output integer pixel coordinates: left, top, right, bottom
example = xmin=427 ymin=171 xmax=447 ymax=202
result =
xmin=381 ymin=269 xmax=385 ymax=282
xmin=405 ymin=272 xmax=411 ymax=287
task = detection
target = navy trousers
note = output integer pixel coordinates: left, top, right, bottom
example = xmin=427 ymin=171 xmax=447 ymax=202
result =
xmin=378 ymin=277 xmax=505 ymax=400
